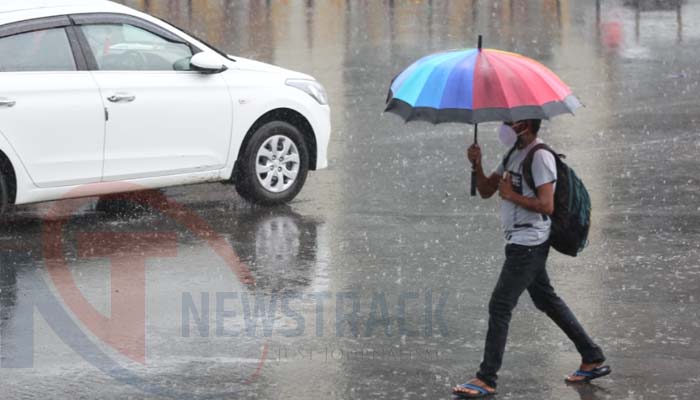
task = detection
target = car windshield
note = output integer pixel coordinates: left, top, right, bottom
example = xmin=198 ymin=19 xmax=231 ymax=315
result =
xmin=157 ymin=17 xmax=235 ymax=61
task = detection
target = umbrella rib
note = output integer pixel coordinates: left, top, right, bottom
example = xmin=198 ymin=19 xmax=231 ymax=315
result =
xmin=505 ymin=55 xmax=578 ymax=117
xmin=454 ymin=51 xmax=479 ymax=124
xmin=495 ymin=54 xmax=548 ymax=119
xmin=504 ymin=55 xmax=562 ymax=103
xmin=484 ymin=52 xmax=515 ymax=121
xmin=413 ymin=51 xmax=474 ymax=123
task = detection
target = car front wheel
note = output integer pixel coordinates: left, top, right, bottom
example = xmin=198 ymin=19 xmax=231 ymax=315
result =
xmin=235 ymin=121 xmax=309 ymax=205
xmin=0 ymin=170 xmax=9 ymax=217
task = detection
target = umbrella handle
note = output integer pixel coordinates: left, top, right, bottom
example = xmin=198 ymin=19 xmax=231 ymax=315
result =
xmin=470 ymin=124 xmax=478 ymax=197
xmin=471 ymin=170 xmax=477 ymax=197
xmin=471 ymin=35 xmax=482 ymax=197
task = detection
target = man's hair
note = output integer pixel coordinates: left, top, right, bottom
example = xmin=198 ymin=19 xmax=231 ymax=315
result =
xmin=526 ymin=119 xmax=542 ymax=135
xmin=511 ymin=119 xmax=542 ymax=135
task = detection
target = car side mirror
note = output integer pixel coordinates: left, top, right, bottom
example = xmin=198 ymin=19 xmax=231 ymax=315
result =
xmin=190 ymin=52 xmax=228 ymax=74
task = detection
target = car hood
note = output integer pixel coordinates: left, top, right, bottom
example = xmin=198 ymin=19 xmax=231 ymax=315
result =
xmin=230 ymin=56 xmax=313 ymax=80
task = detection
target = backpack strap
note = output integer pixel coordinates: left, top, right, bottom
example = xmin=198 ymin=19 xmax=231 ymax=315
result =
xmin=501 ymin=144 xmax=518 ymax=174
xmin=522 ymin=143 xmax=562 ymax=192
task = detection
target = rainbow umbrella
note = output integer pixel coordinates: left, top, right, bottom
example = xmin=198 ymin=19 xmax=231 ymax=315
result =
xmin=384 ymin=36 xmax=581 ymax=195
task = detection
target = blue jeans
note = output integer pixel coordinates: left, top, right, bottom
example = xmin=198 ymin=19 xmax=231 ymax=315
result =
xmin=476 ymin=241 xmax=605 ymax=388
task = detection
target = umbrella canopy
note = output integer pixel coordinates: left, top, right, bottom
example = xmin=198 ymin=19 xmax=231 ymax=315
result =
xmin=385 ymin=48 xmax=582 ymax=124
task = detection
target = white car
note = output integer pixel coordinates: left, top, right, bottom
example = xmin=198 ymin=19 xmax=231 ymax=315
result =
xmin=0 ymin=0 xmax=330 ymax=213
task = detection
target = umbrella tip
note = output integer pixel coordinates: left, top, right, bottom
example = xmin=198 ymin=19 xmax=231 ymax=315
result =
xmin=478 ymin=34 xmax=483 ymax=50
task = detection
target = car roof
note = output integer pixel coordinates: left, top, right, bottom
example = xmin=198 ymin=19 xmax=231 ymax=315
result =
xmin=0 ymin=0 xmax=136 ymax=26
xmin=0 ymin=0 xmax=115 ymax=14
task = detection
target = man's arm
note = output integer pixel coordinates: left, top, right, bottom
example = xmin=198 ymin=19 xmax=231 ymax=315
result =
xmin=499 ymin=149 xmax=557 ymax=214
xmin=474 ymin=163 xmax=501 ymax=199
xmin=499 ymin=178 xmax=555 ymax=215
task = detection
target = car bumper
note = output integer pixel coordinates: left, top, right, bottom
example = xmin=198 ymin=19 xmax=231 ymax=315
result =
xmin=312 ymin=105 xmax=331 ymax=170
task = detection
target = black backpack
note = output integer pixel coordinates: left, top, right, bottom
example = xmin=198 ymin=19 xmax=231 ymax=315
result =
xmin=504 ymin=143 xmax=592 ymax=257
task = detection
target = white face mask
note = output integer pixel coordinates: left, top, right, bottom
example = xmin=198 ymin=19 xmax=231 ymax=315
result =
xmin=498 ymin=124 xmax=518 ymax=147
xmin=499 ymin=124 xmax=519 ymax=147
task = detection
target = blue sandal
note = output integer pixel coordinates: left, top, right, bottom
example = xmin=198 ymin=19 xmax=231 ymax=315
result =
xmin=452 ymin=383 xmax=497 ymax=398
xmin=566 ymin=365 xmax=612 ymax=383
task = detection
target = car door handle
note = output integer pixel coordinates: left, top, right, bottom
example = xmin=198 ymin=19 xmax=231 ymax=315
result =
xmin=0 ymin=98 xmax=16 ymax=108
xmin=107 ymin=93 xmax=136 ymax=103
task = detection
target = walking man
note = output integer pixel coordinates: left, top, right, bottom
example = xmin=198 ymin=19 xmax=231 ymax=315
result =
xmin=452 ymin=119 xmax=610 ymax=398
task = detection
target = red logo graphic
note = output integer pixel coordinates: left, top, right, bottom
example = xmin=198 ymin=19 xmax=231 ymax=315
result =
xmin=41 ymin=182 xmax=267 ymax=382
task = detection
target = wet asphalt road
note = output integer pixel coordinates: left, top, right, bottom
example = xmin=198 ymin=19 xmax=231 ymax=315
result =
xmin=2 ymin=0 xmax=700 ymax=399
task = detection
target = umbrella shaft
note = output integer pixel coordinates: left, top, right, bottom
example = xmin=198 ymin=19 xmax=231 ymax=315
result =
xmin=470 ymin=123 xmax=478 ymax=196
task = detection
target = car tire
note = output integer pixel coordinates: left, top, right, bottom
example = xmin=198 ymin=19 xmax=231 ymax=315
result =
xmin=0 ymin=171 xmax=10 ymax=217
xmin=235 ymin=121 xmax=309 ymax=206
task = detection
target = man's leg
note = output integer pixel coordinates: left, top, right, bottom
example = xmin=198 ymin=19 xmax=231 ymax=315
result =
xmin=475 ymin=242 xmax=549 ymax=388
xmin=527 ymin=267 xmax=606 ymax=364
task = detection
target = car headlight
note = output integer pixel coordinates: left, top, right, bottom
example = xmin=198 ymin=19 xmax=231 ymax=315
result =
xmin=286 ymin=79 xmax=328 ymax=105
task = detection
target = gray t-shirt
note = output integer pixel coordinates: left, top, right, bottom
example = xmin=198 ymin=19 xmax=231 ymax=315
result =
xmin=494 ymin=139 xmax=557 ymax=246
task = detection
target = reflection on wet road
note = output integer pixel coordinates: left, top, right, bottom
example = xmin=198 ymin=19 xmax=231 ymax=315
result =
xmin=2 ymin=0 xmax=699 ymax=399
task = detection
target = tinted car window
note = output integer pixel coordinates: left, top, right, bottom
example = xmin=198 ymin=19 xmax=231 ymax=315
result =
xmin=0 ymin=28 xmax=76 ymax=72
xmin=81 ymin=24 xmax=193 ymax=71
